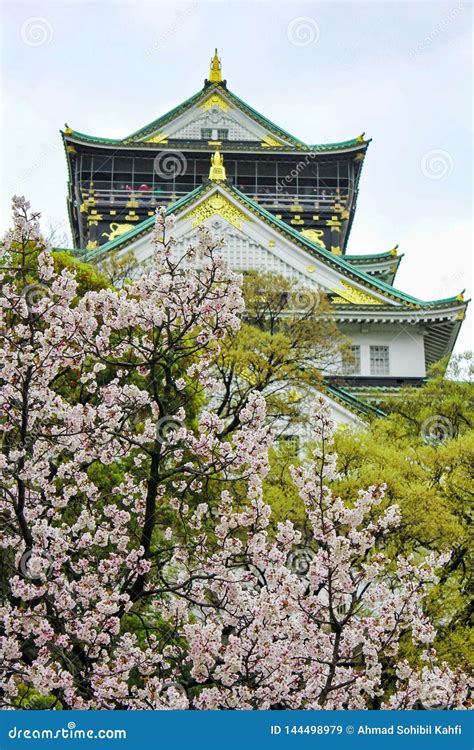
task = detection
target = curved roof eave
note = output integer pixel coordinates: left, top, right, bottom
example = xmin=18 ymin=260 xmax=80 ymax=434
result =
xmin=78 ymin=182 xmax=468 ymax=313
xmin=346 ymin=251 xmax=403 ymax=263
xmin=61 ymin=83 xmax=368 ymax=153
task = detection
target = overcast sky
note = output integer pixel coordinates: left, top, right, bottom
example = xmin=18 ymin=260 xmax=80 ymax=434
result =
xmin=1 ymin=0 xmax=472 ymax=352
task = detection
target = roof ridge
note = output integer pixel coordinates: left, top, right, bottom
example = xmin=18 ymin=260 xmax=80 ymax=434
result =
xmin=62 ymin=83 xmax=368 ymax=152
xmin=346 ymin=251 xmax=404 ymax=261
xmin=228 ymin=186 xmax=427 ymax=306
xmin=325 ymin=383 xmax=386 ymax=419
xmin=79 ymin=182 xmax=469 ymax=309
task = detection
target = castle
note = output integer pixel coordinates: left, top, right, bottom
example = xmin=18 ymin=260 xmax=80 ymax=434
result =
xmin=60 ymin=51 xmax=467 ymax=424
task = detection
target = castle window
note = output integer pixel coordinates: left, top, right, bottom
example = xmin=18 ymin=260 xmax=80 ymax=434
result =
xmin=217 ymin=129 xmax=229 ymax=140
xmin=201 ymin=128 xmax=213 ymax=139
xmin=370 ymin=346 xmax=389 ymax=375
xmin=343 ymin=345 xmax=360 ymax=374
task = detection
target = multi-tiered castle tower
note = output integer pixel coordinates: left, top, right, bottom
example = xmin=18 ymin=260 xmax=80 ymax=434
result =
xmin=61 ymin=52 xmax=467 ymax=424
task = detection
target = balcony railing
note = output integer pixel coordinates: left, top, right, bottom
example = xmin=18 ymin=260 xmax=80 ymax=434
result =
xmin=77 ymin=187 xmax=349 ymax=213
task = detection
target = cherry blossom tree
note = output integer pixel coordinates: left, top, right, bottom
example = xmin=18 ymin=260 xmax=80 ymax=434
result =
xmin=0 ymin=198 xmax=470 ymax=710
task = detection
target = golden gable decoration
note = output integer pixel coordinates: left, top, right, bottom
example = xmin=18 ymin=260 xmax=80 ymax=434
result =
xmin=200 ymin=94 xmax=230 ymax=112
xmin=331 ymin=281 xmax=384 ymax=305
xmin=184 ymin=194 xmax=249 ymax=230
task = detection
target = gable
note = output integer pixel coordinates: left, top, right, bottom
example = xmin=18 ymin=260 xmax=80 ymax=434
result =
xmin=94 ymin=185 xmax=406 ymax=307
xmin=135 ymin=88 xmax=291 ymax=147
xmin=173 ymin=220 xmax=316 ymax=283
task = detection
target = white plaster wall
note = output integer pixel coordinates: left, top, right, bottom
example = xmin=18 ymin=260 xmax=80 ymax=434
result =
xmin=339 ymin=324 xmax=426 ymax=378
xmin=323 ymin=395 xmax=365 ymax=428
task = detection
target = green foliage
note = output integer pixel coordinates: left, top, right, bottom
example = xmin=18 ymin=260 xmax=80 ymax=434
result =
xmin=263 ymin=441 xmax=304 ymax=529
xmin=13 ymin=684 xmax=62 ymax=710
xmin=328 ymin=361 xmax=473 ymax=669
xmin=216 ymin=271 xmax=351 ymax=435
xmin=53 ymin=251 xmax=109 ymax=294
xmin=96 ymin=248 xmax=141 ymax=288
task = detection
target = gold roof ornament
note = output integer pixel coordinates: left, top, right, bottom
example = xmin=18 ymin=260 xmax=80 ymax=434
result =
xmin=209 ymin=147 xmax=227 ymax=181
xmin=209 ymin=48 xmax=223 ymax=83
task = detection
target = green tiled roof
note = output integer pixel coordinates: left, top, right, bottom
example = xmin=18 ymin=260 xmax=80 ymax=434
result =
xmin=63 ymin=83 xmax=367 ymax=154
xmin=346 ymin=251 xmax=403 ymax=262
xmin=227 ymin=186 xmax=464 ymax=308
xmin=82 ymin=186 xmax=203 ymax=261
xmin=80 ymin=181 xmax=467 ymax=312
xmin=325 ymin=384 xmax=386 ymax=420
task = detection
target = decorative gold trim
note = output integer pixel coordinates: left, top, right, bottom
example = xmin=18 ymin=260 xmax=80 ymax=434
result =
xmin=200 ymin=93 xmax=229 ymax=112
xmin=209 ymin=148 xmax=227 ymax=181
xmin=184 ymin=193 xmax=248 ymax=230
xmin=144 ymin=132 xmax=169 ymax=144
xmin=300 ymin=228 xmax=325 ymax=247
xmin=261 ymin=134 xmax=285 ymax=148
xmin=86 ymin=240 xmax=98 ymax=250
xmin=208 ymin=49 xmax=223 ymax=83
xmin=173 ymin=182 xmax=409 ymax=309
xmin=330 ymin=281 xmax=383 ymax=305
xmin=326 ymin=215 xmax=342 ymax=232
xmin=102 ymin=223 xmax=135 ymax=241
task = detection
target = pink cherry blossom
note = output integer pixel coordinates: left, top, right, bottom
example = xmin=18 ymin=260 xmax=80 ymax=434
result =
xmin=0 ymin=198 xmax=470 ymax=711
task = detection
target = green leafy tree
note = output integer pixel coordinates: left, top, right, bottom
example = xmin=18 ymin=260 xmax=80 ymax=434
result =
xmin=329 ymin=356 xmax=473 ymax=669
xmin=214 ymin=271 xmax=351 ymax=436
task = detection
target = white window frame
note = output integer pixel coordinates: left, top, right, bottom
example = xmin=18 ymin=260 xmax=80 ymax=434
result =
xmin=342 ymin=345 xmax=361 ymax=375
xmin=370 ymin=345 xmax=390 ymax=375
